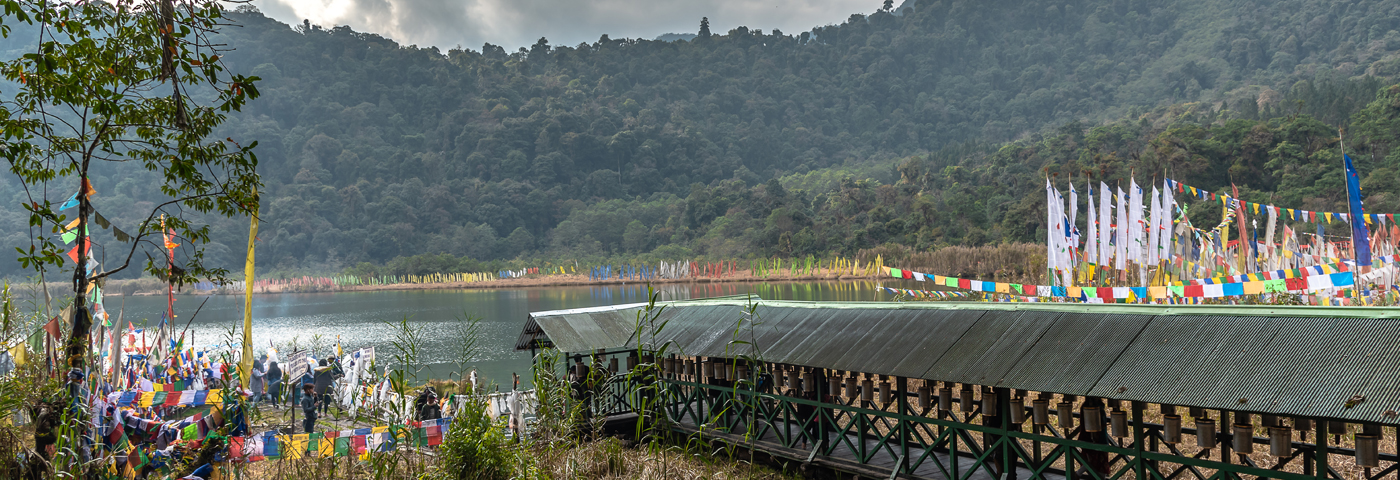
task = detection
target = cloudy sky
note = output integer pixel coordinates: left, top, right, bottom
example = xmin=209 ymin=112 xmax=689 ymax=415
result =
xmin=250 ymin=0 xmax=881 ymax=52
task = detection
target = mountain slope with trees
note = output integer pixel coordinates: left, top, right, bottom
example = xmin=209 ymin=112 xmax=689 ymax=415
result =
xmin=6 ymin=0 xmax=1400 ymax=276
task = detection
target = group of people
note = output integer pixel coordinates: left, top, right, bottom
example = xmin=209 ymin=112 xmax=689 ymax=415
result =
xmin=247 ymin=352 xmax=344 ymax=433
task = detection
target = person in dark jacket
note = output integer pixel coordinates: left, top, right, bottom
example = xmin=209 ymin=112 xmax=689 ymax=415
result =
xmin=314 ymin=358 xmax=334 ymax=415
xmin=301 ymin=383 xmax=317 ymax=433
xmin=265 ymin=360 xmax=282 ymax=407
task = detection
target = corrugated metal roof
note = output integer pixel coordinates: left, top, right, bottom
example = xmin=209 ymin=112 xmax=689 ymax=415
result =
xmin=520 ymin=298 xmax=1400 ymax=424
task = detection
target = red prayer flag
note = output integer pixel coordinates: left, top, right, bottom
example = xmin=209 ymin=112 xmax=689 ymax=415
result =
xmin=1183 ymin=285 xmax=1205 ymax=297
xmin=1285 ymin=277 xmax=1308 ymax=291
xmin=43 ymin=316 xmax=61 ymax=339
xmin=901 ymin=269 xmax=913 ymax=279
xmin=957 ymin=278 xmax=971 ymax=290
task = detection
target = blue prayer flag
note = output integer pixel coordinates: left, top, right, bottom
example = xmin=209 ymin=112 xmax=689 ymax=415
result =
xmin=1345 ymin=155 xmax=1372 ymax=267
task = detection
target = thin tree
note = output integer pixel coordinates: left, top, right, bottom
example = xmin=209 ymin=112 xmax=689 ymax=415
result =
xmin=0 ymin=0 xmax=261 ymax=379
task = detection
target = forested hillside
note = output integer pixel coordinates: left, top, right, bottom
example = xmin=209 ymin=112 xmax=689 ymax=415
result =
xmin=6 ymin=0 xmax=1400 ymax=277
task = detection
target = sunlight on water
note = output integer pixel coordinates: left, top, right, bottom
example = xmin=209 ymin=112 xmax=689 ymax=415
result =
xmin=108 ymin=280 xmax=889 ymax=389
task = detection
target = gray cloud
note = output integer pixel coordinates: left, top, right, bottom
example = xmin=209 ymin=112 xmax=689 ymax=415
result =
xmin=252 ymin=0 xmax=875 ymax=51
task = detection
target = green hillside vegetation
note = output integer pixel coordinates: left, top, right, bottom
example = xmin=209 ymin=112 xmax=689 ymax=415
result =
xmin=6 ymin=0 xmax=1400 ymax=278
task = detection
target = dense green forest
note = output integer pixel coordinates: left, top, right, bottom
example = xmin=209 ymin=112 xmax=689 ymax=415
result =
xmin=6 ymin=0 xmax=1400 ymax=278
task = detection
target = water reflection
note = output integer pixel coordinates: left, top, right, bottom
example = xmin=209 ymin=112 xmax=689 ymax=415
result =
xmin=104 ymin=280 xmax=889 ymax=389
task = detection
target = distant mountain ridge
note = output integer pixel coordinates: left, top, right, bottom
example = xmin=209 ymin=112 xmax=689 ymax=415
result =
xmin=654 ymin=33 xmax=697 ymax=42
xmin=4 ymin=0 xmax=1400 ymax=276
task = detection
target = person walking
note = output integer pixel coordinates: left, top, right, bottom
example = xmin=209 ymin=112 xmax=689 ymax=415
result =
xmin=266 ymin=359 xmax=282 ymax=408
xmin=314 ymin=358 xmax=334 ymax=415
xmin=301 ymin=383 xmax=317 ymax=434
xmin=250 ymin=356 xmax=266 ymax=407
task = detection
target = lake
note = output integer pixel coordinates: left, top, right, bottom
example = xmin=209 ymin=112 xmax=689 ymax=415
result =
xmin=106 ymin=280 xmax=895 ymax=389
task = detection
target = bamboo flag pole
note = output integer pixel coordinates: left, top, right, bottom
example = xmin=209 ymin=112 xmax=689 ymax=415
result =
xmin=240 ymin=195 xmax=258 ymax=389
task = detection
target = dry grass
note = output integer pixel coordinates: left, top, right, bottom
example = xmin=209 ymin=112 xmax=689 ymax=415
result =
xmin=215 ymin=436 xmax=798 ymax=480
xmin=535 ymin=437 xmax=799 ymax=480
xmin=860 ymin=243 xmax=1046 ymax=283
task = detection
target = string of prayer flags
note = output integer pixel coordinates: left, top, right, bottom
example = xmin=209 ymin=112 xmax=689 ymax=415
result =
xmin=112 ymin=389 xmax=223 ymax=408
xmin=1167 ymin=178 xmax=1398 ymax=228
xmin=226 ymin=417 xmax=454 ymax=462
xmin=887 ymin=266 xmax=1355 ymax=300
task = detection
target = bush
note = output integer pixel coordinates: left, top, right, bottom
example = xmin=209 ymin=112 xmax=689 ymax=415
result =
xmin=430 ymin=396 xmax=514 ymax=480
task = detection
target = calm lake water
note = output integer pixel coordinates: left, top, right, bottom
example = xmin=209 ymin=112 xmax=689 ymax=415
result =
xmin=107 ymin=280 xmax=893 ymax=389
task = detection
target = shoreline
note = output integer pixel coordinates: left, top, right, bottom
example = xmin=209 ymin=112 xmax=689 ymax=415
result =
xmin=125 ymin=272 xmax=890 ymax=296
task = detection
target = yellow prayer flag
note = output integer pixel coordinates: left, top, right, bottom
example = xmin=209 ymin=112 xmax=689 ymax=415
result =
xmin=1068 ymin=287 xmax=1082 ymax=298
xmin=241 ymin=199 xmax=258 ymax=390
xmin=1243 ymin=281 xmax=1265 ymax=295
xmin=1148 ymin=286 xmax=1168 ymax=299
xmin=8 ymin=343 xmax=25 ymax=366
xmin=996 ymin=282 xmax=1011 ymax=294
xmin=207 ymin=389 xmax=222 ymax=404
xmin=318 ymin=436 xmax=335 ymax=457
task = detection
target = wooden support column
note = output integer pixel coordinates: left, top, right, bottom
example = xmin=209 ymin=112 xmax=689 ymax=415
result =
xmin=1133 ymin=401 xmax=1146 ymax=480
xmin=1315 ymin=419 xmax=1328 ymax=480
xmin=819 ymin=368 xmax=830 ymax=453
xmin=998 ymin=387 xmax=1016 ymax=480
xmin=1221 ymin=410 xmax=1232 ymax=464
xmin=897 ymin=376 xmax=910 ymax=476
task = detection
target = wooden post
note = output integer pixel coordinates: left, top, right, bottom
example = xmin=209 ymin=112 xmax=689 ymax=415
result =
xmin=999 ymin=387 xmax=1015 ymax=480
xmin=1221 ymin=410 xmax=1232 ymax=464
xmin=897 ymin=376 xmax=910 ymax=476
xmin=1133 ymin=401 xmax=1146 ymax=480
xmin=1315 ymin=419 xmax=1327 ymax=480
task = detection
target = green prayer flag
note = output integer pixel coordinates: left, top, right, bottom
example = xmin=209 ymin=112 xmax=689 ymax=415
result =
xmin=944 ymin=277 xmax=957 ymax=287
xmin=1263 ymin=279 xmax=1287 ymax=293
xmin=334 ymin=437 xmax=350 ymax=456
xmin=182 ymin=423 xmax=197 ymax=440
xmin=150 ymin=392 xmax=166 ymax=405
xmin=1169 ymin=285 xmax=1185 ymax=297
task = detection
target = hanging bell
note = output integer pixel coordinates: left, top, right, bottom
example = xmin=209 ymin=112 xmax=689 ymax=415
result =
xmin=1163 ymin=415 xmax=1181 ymax=444
xmin=1083 ymin=406 xmax=1104 ymax=432
xmin=1233 ymin=424 xmax=1254 ymax=454
xmin=1009 ymin=396 xmax=1025 ymax=424
xmin=1196 ymin=419 xmax=1217 ymax=449
xmin=1110 ymin=410 xmax=1127 ymax=437
xmin=1032 ymin=399 xmax=1049 ymax=425
xmin=1058 ymin=401 xmax=1074 ymax=430
xmin=1269 ymin=426 xmax=1292 ymax=457
xmin=1357 ymin=433 xmax=1381 ymax=468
